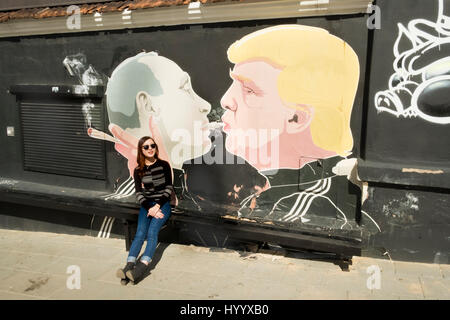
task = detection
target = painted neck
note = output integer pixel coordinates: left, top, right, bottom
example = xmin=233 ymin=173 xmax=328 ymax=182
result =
xmin=246 ymin=129 xmax=337 ymax=171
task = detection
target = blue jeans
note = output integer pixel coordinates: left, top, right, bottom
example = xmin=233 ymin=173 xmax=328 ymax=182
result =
xmin=127 ymin=202 xmax=171 ymax=263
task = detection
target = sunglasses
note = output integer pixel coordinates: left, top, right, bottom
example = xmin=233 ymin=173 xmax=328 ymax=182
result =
xmin=142 ymin=143 xmax=157 ymax=150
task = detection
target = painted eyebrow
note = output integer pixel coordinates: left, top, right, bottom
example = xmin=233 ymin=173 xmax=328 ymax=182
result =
xmin=229 ymin=69 xmax=263 ymax=92
xmin=179 ymin=72 xmax=190 ymax=89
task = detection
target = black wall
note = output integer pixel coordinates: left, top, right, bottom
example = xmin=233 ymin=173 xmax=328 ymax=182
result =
xmin=1 ymin=3 xmax=449 ymax=264
xmin=359 ymin=0 xmax=450 ymax=263
xmin=0 ymin=15 xmax=368 ymax=192
xmin=363 ymin=0 xmax=450 ymax=167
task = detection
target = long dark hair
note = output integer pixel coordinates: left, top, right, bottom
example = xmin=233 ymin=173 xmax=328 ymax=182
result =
xmin=136 ymin=136 xmax=159 ymax=179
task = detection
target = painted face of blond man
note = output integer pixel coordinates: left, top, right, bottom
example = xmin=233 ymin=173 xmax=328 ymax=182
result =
xmin=220 ymin=25 xmax=360 ymax=171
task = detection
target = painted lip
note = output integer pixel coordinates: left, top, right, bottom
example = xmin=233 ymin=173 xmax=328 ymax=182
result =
xmin=221 ymin=116 xmax=231 ymax=132
xmin=201 ymin=121 xmax=210 ymax=130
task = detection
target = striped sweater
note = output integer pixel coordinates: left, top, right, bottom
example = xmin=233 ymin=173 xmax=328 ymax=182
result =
xmin=133 ymin=159 xmax=173 ymax=210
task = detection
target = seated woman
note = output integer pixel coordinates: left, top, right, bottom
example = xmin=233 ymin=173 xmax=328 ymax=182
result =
xmin=116 ymin=136 xmax=173 ymax=283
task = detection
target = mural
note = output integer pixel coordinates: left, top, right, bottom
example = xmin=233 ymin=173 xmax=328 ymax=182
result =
xmin=87 ymin=51 xmax=269 ymax=214
xmin=83 ymin=25 xmax=379 ymax=233
xmin=374 ymin=0 xmax=450 ymax=124
xmin=218 ymin=25 xmax=364 ymax=230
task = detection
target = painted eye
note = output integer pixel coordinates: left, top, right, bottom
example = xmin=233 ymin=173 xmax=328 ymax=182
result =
xmin=243 ymin=86 xmax=255 ymax=94
xmin=179 ymin=80 xmax=189 ymax=92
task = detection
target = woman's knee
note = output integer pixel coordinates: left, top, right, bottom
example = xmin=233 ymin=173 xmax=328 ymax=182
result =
xmin=134 ymin=230 xmax=147 ymax=241
xmin=147 ymin=226 xmax=160 ymax=239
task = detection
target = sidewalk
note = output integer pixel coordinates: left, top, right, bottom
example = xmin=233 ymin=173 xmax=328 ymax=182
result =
xmin=0 ymin=228 xmax=448 ymax=300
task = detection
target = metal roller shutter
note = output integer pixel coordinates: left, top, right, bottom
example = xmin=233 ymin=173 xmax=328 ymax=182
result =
xmin=19 ymin=101 xmax=106 ymax=179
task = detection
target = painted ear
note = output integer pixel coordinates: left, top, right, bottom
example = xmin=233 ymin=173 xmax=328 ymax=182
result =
xmin=136 ymin=91 xmax=159 ymax=116
xmin=285 ymin=105 xmax=314 ymax=134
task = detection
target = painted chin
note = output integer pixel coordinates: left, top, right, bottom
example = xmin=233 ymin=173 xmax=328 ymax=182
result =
xmin=223 ymin=123 xmax=231 ymax=132
xmin=201 ymin=124 xmax=210 ymax=137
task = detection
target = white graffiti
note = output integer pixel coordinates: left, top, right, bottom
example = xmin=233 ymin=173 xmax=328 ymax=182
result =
xmin=97 ymin=216 xmax=115 ymax=239
xmin=374 ymin=0 xmax=450 ymax=124
xmin=101 ymin=176 xmax=135 ymax=200
xmin=0 ymin=178 xmax=19 ymax=186
xmin=63 ymin=53 xmax=104 ymax=85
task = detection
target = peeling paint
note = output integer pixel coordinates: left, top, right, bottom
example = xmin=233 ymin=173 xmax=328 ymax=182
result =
xmin=332 ymin=158 xmax=370 ymax=204
xmin=222 ymin=215 xmax=258 ymax=224
xmin=332 ymin=158 xmax=357 ymax=177
xmin=402 ymin=168 xmax=444 ymax=174
xmin=362 ymin=182 xmax=369 ymax=204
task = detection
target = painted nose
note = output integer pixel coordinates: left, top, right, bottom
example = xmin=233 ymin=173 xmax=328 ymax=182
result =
xmin=199 ymin=99 xmax=211 ymax=114
xmin=220 ymin=86 xmax=237 ymax=112
xmin=194 ymin=92 xmax=211 ymax=114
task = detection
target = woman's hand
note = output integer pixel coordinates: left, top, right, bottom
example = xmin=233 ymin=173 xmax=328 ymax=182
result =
xmin=154 ymin=210 xmax=165 ymax=219
xmin=147 ymin=204 xmax=161 ymax=218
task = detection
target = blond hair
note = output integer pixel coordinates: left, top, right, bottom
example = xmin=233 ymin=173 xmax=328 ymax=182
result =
xmin=227 ymin=25 xmax=360 ymax=156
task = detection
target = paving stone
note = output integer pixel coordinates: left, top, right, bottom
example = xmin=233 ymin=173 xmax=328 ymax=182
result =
xmin=248 ymin=281 xmax=303 ymax=299
xmin=210 ymin=275 xmax=255 ymax=300
xmin=295 ymin=285 xmax=349 ymax=300
xmin=279 ymin=261 xmax=334 ymax=288
xmin=59 ymin=236 xmax=125 ymax=250
xmin=0 ymin=234 xmax=26 ymax=250
xmin=351 ymin=256 xmax=397 ymax=278
xmin=148 ymin=289 xmax=204 ymax=300
xmin=145 ymin=253 xmax=182 ymax=272
xmin=378 ymin=275 xmax=425 ymax=299
xmin=45 ymin=256 xmax=120 ymax=282
xmin=0 ymin=267 xmax=20 ymax=282
xmin=0 ymin=250 xmax=61 ymax=274
xmin=320 ymin=271 xmax=368 ymax=292
xmin=160 ymin=250 xmax=214 ymax=274
xmin=419 ymin=277 xmax=450 ymax=299
xmin=47 ymin=281 xmax=132 ymax=300
xmin=205 ymin=248 xmax=242 ymax=260
xmin=439 ymin=264 xmax=450 ymax=279
xmin=121 ymin=267 xmax=186 ymax=292
xmin=0 ymin=228 xmax=448 ymax=300
xmin=239 ymin=258 xmax=288 ymax=282
xmin=0 ymin=289 xmax=45 ymax=300
xmin=3 ymin=238 xmax=67 ymax=257
xmin=167 ymin=271 xmax=220 ymax=297
xmin=394 ymin=261 xmax=443 ymax=280
xmin=199 ymin=256 xmax=250 ymax=279
xmin=57 ymin=242 xmax=124 ymax=262
xmin=0 ymin=270 xmax=67 ymax=299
